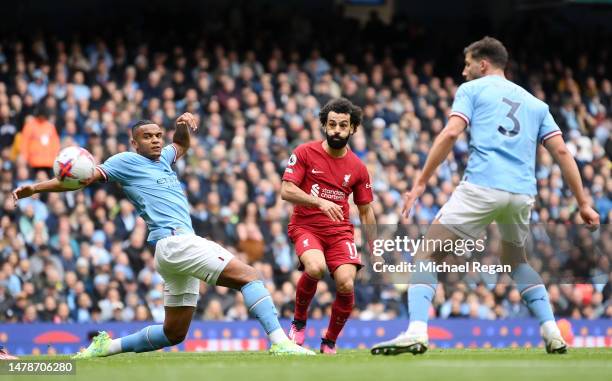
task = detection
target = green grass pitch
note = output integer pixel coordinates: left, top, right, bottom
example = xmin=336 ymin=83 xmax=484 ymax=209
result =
xmin=7 ymin=348 xmax=611 ymax=381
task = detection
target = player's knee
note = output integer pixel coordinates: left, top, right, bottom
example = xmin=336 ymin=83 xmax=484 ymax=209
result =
xmin=500 ymin=241 xmax=527 ymax=267
xmin=304 ymin=263 xmax=326 ymax=279
xmin=335 ymin=278 xmax=354 ymax=293
xmin=164 ymin=327 xmax=188 ymax=345
xmin=237 ymin=264 xmax=259 ymax=283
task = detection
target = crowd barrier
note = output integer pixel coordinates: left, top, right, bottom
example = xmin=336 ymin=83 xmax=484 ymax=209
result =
xmin=1 ymin=319 xmax=610 ymax=355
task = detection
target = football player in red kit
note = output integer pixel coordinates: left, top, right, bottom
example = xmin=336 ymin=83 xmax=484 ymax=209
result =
xmin=281 ymin=98 xmax=376 ymax=354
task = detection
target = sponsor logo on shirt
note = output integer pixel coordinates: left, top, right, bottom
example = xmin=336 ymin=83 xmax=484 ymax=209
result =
xmin=310 ymin=183 xmax=345 ymax=201
xmin=310 ymin=183 xmax=320 ymax=197
xmin=320 ymin=188 xmax=346 ymax=201
xmin=157 ymin=175 xmax=181 ymax=189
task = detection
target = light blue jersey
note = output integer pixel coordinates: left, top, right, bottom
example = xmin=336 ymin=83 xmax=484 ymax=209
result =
xmin=450 ymin=75 xmax=561 ymax=195
xmin=98 ymin=144 xmax=193 ymax=243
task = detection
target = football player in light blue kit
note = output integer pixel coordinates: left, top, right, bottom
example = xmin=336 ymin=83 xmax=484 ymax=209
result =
xmin=13 ymin=113 xmax=313 ymax=356
xmin=371 ymin=37 xmax=599 ymax=355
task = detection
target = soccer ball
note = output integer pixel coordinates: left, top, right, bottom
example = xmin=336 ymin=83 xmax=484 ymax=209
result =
xmin=53 ymin=146 xmax=96 ymax=190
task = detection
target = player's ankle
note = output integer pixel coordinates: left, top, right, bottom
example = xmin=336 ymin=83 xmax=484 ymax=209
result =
xmin=321 ymin=337 xmax=336 ymax=348
xmin=541 ymin=320 xmax=561 ymax=340
xmin=406 ymin=321 xmax=428 ymax=336
xmin=292 ymin=319 xmax=307 ymax=330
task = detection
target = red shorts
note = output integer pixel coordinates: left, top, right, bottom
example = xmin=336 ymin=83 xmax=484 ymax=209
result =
xmin=287 ymin=225 xmax=362 ymax=273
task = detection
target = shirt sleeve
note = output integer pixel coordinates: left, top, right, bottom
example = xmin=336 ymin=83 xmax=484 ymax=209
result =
xmin=538 ymin=109 xmax=562 ymax=144
xmin=160 ymin=144 xmax=178 ymax=165
xmin=97 ymin=153 xmax=129 ymax=184
xmin=449 ymin=83 xmax=473 ymax=125
xmin=282 ymin=146 xmax=307 ymax=185
xmin=352 ymin=164 xmax=374 ymax=205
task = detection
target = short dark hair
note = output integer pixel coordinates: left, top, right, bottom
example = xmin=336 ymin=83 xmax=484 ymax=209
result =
xmin=130 ymin=119 xmax=157 ymax=135
xmin=34 ymin=103 xmax=51 ymax=119
xmin=464 ymin=36 xmax=508 ymax=69
xmin=319 ymin=98 xmax=362 ymax=132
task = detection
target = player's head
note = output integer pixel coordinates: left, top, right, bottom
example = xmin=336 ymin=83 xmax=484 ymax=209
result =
xmin=319 ymin=98 xmax=362 ymax=150
xmin=130 ymin=119 xmax=163 ymax=160
xmin=462 ymin=36 xmax=508 ymax=81
xmin=34 ymin=103 xmax=51 ymax=120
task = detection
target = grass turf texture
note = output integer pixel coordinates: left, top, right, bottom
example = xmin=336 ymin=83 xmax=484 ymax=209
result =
xmin=6 ymin=348 xmax=611 ymax=381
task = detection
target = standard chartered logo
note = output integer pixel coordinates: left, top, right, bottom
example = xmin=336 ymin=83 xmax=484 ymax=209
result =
xmin=310 ymin=183 xmax=320 ymax=197
xmin=309 ymin=183 xmax=345 ymax=201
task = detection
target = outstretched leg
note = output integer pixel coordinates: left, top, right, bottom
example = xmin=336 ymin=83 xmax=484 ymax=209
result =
xmin=217 ymin=257 xmax=314 ymax=355
xmin=371 ymin=221 xmax=459 ymax=356
xmin=74 ymin=306 xmax=193 ymax=358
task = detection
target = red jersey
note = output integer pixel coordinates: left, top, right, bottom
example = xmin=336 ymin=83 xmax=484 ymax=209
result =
xmin=282 ymin=141 xmax=373 ymax=232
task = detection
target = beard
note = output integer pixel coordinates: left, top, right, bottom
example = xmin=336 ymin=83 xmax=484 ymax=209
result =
xmin=325 ymin=132 xmax=350 ymax=149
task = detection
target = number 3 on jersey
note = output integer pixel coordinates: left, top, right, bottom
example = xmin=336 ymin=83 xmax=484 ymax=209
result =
xmin=498 ymin=97 xmax=521 ymax=137
xmin=345 ymin=241 xmax=359 ymax=259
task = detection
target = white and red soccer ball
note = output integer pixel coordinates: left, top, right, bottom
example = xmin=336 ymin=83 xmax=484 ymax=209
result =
xmin=53 ymin=146 xmax=96 ymax=189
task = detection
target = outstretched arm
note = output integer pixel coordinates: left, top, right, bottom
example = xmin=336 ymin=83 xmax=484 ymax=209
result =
xmin=172 ymin=112 xmax=198 ymax=160
xmin=544 ymin=134 xmax=600 ymax=230
xmin=12 ymin=168 xmax=103 ymax=205
xmin=403 ymin=115 xmax=467 ymax=216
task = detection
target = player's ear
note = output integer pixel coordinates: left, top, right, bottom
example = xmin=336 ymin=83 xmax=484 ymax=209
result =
xmin=479 ymin=59 xmax=488 ymax=73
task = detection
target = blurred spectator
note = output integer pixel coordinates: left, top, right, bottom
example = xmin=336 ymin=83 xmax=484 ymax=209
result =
xmin=18 ymin=105 xmax=60 ymax=171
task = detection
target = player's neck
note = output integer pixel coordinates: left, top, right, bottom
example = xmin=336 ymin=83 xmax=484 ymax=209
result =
xmin=322 ymin=140 xmax=348 ymax=158
xmin=484 ymin=69 xmax=506 ymax=78
xmin=138 ymin=152 xmax=161 ymax=162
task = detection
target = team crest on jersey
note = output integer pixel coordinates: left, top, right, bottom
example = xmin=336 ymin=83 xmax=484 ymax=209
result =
xmin=342 ymin=174 xmax=351 ymax=186
xmin=303 ymin=239 xmax=309 ymax=247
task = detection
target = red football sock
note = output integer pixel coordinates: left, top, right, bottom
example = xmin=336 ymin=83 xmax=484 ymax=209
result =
xmin=294 ymin=272 xmax=319 ymax=322
xmin=324 ymin=291 xmax=354 ymax=342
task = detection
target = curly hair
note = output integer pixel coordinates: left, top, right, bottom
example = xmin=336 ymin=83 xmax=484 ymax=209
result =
xmin=319 ymin=98 xmax=363 ymax=132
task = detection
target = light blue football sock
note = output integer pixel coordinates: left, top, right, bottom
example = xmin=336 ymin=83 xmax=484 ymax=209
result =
xmin=408 ymin=284 xmax=436 ymax=323
xmin=408 ymin=261 xmax=437 ymax=323
xmin=511 ymin=263 xmax=555 ymax=324
xmin=242 ymin=280 xmax=281 ymax=335
xmin=120 ymin=325 xmax=172 ymax=353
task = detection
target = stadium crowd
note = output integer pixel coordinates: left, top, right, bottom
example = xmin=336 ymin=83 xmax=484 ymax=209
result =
xmin=0 ymin=11 xmax=610 ymax=324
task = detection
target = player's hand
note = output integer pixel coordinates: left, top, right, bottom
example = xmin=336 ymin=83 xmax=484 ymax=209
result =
xmin=317 ymin=198 xmax=344 ymax=222
xmin=78 ymin=174 xmax=98 ymax=187
xmin=176 ymin=112 xmax=198 ymax=133
xmin=579 ymin=204 xmax=600 ymax=231
xmin=12 ymin=184 xmax=36 ymax=205
xmin=402 ymin=183 xmax=426 ymax=218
